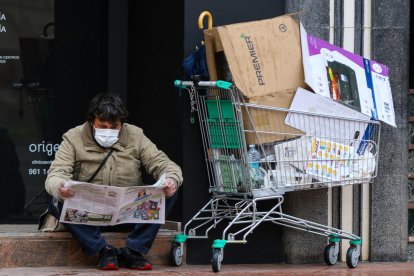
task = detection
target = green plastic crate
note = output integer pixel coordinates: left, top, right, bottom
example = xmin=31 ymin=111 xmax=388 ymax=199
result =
xmin=206 ymin=100 xmax=235 ymax=120
xmin=206 ymin=100 xmax=241 ymax=149
xmin=219 ymin=155 xmax=246 ymax=193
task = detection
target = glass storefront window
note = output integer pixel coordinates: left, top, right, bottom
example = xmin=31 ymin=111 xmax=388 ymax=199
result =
xmin=0 ymin=1 xmax=55 ymax=223
xmin=409 ymin=209 xmax=414 ymax=235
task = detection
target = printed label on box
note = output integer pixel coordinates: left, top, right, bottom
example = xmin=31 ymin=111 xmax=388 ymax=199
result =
xmin=300 ymin=23 xmax=396 ymax=127
xmin=306 ymin=137 xmax=355 ymax=181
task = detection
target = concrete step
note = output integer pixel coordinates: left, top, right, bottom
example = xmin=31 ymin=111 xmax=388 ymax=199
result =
xmin=0 ymin=222 xmax=182 ymax=267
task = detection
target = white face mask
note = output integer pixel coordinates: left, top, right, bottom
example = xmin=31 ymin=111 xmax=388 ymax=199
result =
xmin=94 ymin=127 xmax=120 ymax=148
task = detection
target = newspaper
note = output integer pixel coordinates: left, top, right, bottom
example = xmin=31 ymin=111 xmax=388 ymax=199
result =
xmin=59 ymin=174 xmax=166 ymax=225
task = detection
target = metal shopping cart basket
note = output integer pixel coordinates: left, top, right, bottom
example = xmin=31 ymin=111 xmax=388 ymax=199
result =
xmin=171 ymin=80 xmax=380 ymax=272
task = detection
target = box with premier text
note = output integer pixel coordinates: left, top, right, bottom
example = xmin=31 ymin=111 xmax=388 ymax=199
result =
xmin=203 ymin=15 xmax=307 ymax=144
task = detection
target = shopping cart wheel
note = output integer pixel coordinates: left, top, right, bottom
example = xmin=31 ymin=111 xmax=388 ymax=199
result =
xmin=211 ymin=249 xmax=222 ymax=273
xmin=346 ymin=245 xmax=359 ymax=268
xmin=324 ymin=243 xmax=338 ymax=265
xmin=171 ymin=243 xmax=183 ymax=266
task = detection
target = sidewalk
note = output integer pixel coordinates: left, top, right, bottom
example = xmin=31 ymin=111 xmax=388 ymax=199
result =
xmin=2 ymin=262 xmax=414 ymax=276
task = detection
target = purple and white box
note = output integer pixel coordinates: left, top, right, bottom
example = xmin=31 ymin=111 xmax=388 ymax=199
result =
xmin=300 ymin=23 xmax=396 ymax=127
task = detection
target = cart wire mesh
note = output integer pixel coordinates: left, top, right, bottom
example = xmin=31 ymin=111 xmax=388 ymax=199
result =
xmin=191 ymin=85 xmax=380 ymax=198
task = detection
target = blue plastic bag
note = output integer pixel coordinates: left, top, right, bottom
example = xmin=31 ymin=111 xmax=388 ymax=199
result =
xmin=182 ymin=44 xmax=209 ymax=80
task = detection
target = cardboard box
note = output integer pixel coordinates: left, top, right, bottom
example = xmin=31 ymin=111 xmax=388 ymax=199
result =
xmin=203 ymin=15 xmax=307 ymax=144
xmin=300 ymin=23 xmax=396 ymax=127
xmin=242 ymin=90 xmax=304 ymax=144
xmin=204 ymin=15 xmax=306 ymax=98
xmin=306 ymin=137 xmax=355 ymax=181
xmin=203 ymin=27 xmax=226 ymax=81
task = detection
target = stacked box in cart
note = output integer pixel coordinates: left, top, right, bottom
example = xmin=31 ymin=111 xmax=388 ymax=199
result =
xmin=300 ymin=23 xmax=396 ymax=127
xmin=204 ymin=15 xmax=307 ymax=144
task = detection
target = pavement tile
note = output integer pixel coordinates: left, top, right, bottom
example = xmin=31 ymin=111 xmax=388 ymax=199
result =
xmin=1 ymin=262 xmax=414 ymax=276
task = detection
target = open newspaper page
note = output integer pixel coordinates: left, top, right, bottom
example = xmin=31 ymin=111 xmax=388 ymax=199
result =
xmin=115 ymin=174 xmax=166 ymax=224
xmin=59 ymin=174 xmax=166 ymax=226
xmin=59 ymin=182 xmax=121 ymax=226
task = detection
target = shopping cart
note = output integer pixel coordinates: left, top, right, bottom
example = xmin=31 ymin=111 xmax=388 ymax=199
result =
xmin=171 ymin=80 xmax=380 ymax=272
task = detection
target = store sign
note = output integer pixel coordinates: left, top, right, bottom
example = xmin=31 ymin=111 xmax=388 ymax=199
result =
xmin=0 ymin=10 xmax=20 ymax=64
xmin=0 ymin=11 xmax=6 ymax=32
xmin=27 ymin=142 xmax=59 ymax=176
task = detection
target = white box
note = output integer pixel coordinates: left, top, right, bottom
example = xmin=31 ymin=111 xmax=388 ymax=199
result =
xmin=306 ymin=137 xmax=355 ymax=181
xmin=300 ymin=23 xmax=395 ymax=127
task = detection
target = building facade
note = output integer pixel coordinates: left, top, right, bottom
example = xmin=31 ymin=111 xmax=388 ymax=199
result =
xmin=0 ymin=0 xmax=410 ymax=265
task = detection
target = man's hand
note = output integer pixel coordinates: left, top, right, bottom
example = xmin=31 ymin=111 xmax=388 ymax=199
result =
xmin=58 ymin=182 xmax=74 ymax=201
xmin=163 ymin=177 xmax=178 ymax=198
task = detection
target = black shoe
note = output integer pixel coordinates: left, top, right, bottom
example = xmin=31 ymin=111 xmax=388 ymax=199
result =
xmin=97 ymin=244 xmax=119 ymax=270
xmin=118 ymin=247 xmax=152 ymax=270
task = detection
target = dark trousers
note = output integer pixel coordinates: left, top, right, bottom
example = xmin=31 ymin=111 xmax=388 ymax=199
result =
xmin=54 ymin=192 xmax=178 ymax=256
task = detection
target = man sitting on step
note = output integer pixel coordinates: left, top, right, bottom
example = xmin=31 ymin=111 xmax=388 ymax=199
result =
xmin=45 ymin=93 xmax=183 ymax=270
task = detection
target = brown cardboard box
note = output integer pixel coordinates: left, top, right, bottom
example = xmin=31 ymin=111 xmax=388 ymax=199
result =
xmin=203 ymin=15 xmax=306 ymax=144
xmin=204 ymin=15 xmax=306 ymax=97
xmin=242 ymin=90 xmax=304 ymax=145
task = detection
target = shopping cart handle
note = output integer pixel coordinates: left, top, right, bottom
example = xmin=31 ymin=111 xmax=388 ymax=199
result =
xmin=174 ymin=80 xmax=232 ymax=89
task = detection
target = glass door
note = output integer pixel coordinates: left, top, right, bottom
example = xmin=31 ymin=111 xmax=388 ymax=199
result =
xmin=0 ymin=0 xmax=55 ymax=223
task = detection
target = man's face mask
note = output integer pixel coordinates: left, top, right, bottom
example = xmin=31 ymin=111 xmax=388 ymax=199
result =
xmin=94 ymin=127 xmax=119 ymax=148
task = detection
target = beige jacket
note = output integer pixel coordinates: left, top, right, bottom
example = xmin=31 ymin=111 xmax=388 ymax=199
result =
xmin=45 ymin=122 xmax=183 ymax=199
